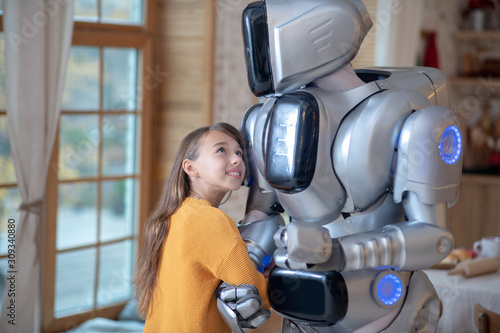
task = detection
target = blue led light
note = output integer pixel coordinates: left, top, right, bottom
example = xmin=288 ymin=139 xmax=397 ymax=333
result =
xmin=439 ymin=125 xmax=462 ymax=165
xmin=376 ymin=274 xmax=403 ymax=306
xmin=262 ymin=255 xmax=271 ymax=267
xmin=258 ymin=255 xmax=272 ymax=273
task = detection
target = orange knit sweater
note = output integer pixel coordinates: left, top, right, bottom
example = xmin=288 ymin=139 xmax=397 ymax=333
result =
xmin=143 ymin=197 xmax=269 ymax=333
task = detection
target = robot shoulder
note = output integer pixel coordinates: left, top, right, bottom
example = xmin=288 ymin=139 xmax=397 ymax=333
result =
xmin=333 ymin=89 xmax=434 ymax=213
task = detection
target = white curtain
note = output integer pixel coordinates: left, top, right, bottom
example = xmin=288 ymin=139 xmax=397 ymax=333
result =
xmin=375 ymin=0 xmax=424 ymax=66
xmin=0 ymin=1 xmax=74 ymax=332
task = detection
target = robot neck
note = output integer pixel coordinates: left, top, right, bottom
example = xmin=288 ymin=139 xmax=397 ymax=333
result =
xmin=313 ymin=63 xmax=365 ymax=93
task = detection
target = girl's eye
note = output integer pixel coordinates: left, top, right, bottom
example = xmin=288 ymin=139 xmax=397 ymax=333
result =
xmin=218 ymin=148 xmax=225 ymax=153
xmin=236 ymin=151 xmax=243 ymax=156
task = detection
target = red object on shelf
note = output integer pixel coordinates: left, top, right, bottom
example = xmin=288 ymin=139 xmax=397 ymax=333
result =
xmin=467 ymin=0 xmax=495 ymax=9
xmin=423 ymin=32 xmax=440 ymax=69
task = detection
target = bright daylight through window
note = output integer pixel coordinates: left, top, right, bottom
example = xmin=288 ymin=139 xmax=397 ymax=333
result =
xmin=0 ymin=1 xmax=151 ymax=332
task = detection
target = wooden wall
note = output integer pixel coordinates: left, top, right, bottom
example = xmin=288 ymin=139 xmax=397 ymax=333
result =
xmin=152 ymin=0 xmax=215 ymax=203
xmin=449 ymin=174 xmax=500 ymax=249
xmin=151 ymin=0 xmax=256 ymax=221
xmin=212 ymin=0 xmax=258 ymax=221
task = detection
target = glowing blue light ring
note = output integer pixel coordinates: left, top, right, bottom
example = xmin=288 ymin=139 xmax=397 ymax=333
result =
xmin=372 ymin=272 xmax=405 ymax=309
xmin=439 ymin=125 xmax=462 ymax=165
xmin=376 ymin=274 xmax=403 ymax=306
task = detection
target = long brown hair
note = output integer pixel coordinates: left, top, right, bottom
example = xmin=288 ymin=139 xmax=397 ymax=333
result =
xmin=134 ymin=122 xmax=245 ymax=318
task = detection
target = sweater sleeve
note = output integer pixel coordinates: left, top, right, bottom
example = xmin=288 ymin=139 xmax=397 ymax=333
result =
xmin=216 ymin=239 xmax=270 ymax=309
xmin=194 ymin=206 xmax=270 ymax=308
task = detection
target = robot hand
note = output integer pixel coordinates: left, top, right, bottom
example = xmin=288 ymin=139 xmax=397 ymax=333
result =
xmin=273 ymin=221 xmax=345 ymax=271
xmin=216 ymin=282 xmax=271 ymax=332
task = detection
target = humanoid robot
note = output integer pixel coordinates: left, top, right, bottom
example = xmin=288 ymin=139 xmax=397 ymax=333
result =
xmin=217 ymin=0 xmax=463 ymax=332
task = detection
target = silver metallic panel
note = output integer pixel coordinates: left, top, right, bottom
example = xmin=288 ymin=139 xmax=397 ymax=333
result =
xmin=342 ymin=194 xmax=406 ymax=235
xmin=331 ymin=270 xmax=411 ymax=332
xmin=252 ymin=98 xmax=278 ymax=194
xmin=338 ymin=221 xmax=454 ymax=271
xmin=382 ymin=271 xmax=440 ymax=333
xmin=333 ymin=89 xmax=432 ymax=212
xmin=239 ymin=214 xmax=285 ymax=270
xmin=266 ymin=0 xmax=372 ymax=94
xmin=286 ymin=221 xmax=332 ymax=264
xmin=403 ymin=192 xmax=449 ymax=229
xmin=393 ymin=105 xmax=462 ymax=206
xmin=359 ymin=67 xmax=439 ymax=105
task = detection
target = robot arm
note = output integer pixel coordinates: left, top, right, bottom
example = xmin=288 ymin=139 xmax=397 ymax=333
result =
xmin=275 ymin=104 xmax=462 ymax=272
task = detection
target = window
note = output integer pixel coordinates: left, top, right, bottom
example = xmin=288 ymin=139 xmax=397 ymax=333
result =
xmin=74 ymin=0 xmax=144 ymax=24
xmin=49 ymin=46 xmax=140 ymax=319
xmin=0 ymin=22 xmax=24 ymax=289
xmin=40 ymin=2 xmax=154 ymax=332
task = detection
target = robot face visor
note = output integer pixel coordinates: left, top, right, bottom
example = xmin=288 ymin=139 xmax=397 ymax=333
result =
xmin=242 ymin=1 xmax=274 ymax=97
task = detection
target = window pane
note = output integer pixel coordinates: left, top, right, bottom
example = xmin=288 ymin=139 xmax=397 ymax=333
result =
xmin=0 ymin=188 xmax=21 ymax=256
xmin=101 ymin=0 xmax=143 ymax=25
xmin=55 ymin=248 xmax=97 ymax=317
xmin=57 ymin=182 xmax=98 ymax=250
xmin=0 ymin=116 xmax=16 ymax=184
xmin=59 ymin=115 xmax=99 ymax=180
xmin=62 ymin=47 xmax=99 ymax=111
xmin=0 ymin=32 xmax=5 ymax=110
xmin=103 ymin=48 xmax=138 ymax=111
xmin=0 ymin=258 xmax=7 ymax=278
xmin=0 ymin=258 xmax=7 ymax=302
xmin=101 ymin=179 xmax=136 ymax=242
xmin=102 ymin=115 xmax=138 ymax=176
xmin=74 ymin=0 xmax=98 ymax=22
xmin=97 ymin=240 xmax=134 ymax=306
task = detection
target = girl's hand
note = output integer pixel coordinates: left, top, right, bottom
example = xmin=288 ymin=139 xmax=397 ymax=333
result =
xmin=263 ymin=259 xmax=275 ymax=279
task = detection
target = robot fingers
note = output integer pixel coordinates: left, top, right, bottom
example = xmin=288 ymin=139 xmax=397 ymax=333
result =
xmin=218 ymin=283 xmax=259 ymax=302
xmin=239 ymin=308 xmax=271 ymax=329
xmin=216 ymin=282 xmax=270 ymax=331
xmin=228 ymin=294 xmax=263 ymax=319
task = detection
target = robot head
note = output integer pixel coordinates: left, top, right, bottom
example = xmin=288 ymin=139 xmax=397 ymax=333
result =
xmin=242 ymin=0 xmax=373 ymax=97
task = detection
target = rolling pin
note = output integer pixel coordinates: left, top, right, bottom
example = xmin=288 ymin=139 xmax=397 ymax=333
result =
xmin=448 ymin=257 xmax=500 ymax=277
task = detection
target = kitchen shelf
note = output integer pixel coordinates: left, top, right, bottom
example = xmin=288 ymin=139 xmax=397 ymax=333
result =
xmin=453 ymin=30 xmax=500 ymax=39
xmin=449 ymin=76 xmax=500 ymax=96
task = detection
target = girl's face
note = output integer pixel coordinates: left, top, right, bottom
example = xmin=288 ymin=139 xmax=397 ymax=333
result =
xmin=186 ymin=130 xmax=245 ymax=206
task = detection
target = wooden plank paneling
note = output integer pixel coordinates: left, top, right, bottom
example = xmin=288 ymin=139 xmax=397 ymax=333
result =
xmin=152 ymin=0 xmax=215 ymax=201
xmin=449 ymin=174 xmax=500 ymax=249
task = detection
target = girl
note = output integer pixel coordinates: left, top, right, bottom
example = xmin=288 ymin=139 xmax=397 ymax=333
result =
xmin=135 ymin=122 xmax=269 ymax=332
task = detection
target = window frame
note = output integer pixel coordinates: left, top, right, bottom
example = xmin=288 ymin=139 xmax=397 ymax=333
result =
xmin=41 ymin=3 xmax=155 ymax=332
xmin=0 ymin=16 xmax=22 ymax=273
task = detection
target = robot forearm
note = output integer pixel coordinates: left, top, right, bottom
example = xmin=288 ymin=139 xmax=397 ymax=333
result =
xmin=338 ymin=221 xmax=454 ymax=271
xmin=239 ymin=212 xmax=285 ymax=272
xmin=275 ymin=221 xmax=454 ymax=271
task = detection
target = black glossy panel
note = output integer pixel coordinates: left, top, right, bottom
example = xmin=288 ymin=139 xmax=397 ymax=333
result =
xmin=242 ymin=2 xmax=274 ymax=97
xmin=265 ymin=92 xmax=319 ymax=193
xmin=268 ymin=267 xmax=348 ymax=326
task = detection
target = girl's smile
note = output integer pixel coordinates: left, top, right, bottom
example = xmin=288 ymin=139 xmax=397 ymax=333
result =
xmin=225 ymin=168 xmax=243 ymax=179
